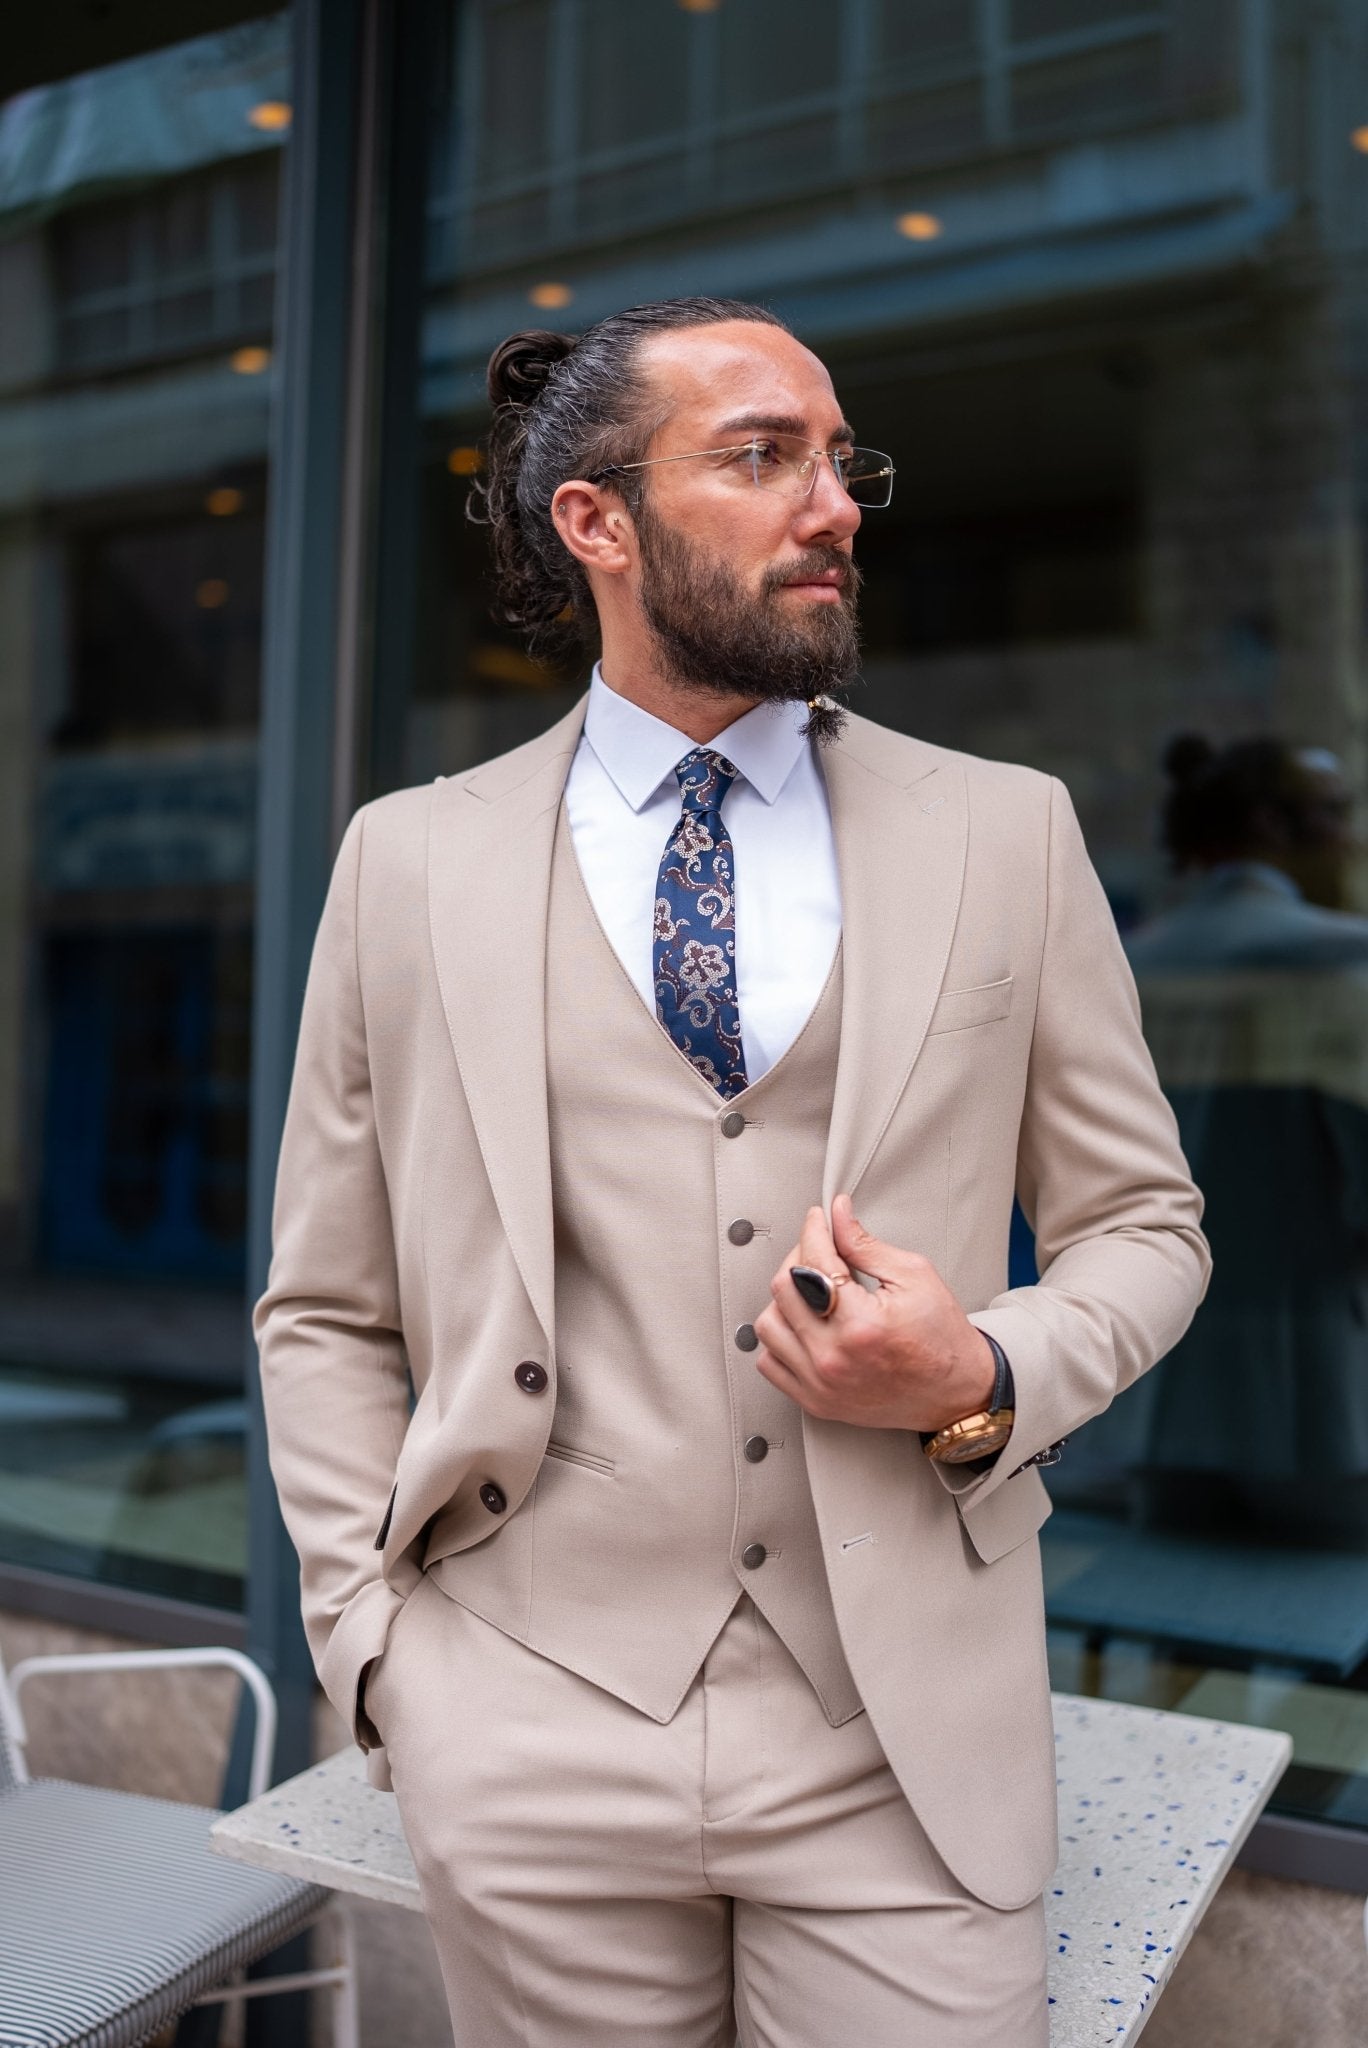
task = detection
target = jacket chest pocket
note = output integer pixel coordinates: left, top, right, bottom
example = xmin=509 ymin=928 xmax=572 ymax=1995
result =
xmin=926 ymin=975 xmax=1013 ymax=1035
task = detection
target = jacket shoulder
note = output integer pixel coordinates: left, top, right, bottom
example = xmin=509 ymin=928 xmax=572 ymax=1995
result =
xmin=351 ymin=781 xmax=438 ymax=836
xmin=839 ymin=713 xmax=1055 ymax=811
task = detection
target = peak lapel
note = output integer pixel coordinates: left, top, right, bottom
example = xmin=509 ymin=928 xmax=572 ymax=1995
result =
xmin=426 ymin=700 xmax=588 ymax=1351
xmin=820 ymin=723 xmax=968 ymax=1208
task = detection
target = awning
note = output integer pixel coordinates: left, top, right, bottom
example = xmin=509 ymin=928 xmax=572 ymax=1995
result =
xmin=0 ymin=15 xmax=288 ymax=237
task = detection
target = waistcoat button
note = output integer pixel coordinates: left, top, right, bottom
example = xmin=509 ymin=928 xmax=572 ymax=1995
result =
xmin=720 ymin=1111 xmax=746 ymax=1138
xmin=734 ymin=1323 xmax=759 ymax=1352
xmin=741 ymin=1542 xmax=767 ymax=1569
xmin=727 ymin=1218 xmax=755 ymax=1246
xmin=479 ymin=1482 xmax=507 ymax=1514
xmin=743 ymin=1435 xmax=769 ymax=1463
xmin=514 ymin=1361 xmax=548 ymax=1394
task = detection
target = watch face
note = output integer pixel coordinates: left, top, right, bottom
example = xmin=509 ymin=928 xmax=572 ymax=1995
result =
xmin=928 ymin=1415 xmax=1015 ymax=1463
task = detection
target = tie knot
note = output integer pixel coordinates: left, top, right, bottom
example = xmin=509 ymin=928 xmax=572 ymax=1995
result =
xmin=676 ymin=748 xmax=738 ymax=816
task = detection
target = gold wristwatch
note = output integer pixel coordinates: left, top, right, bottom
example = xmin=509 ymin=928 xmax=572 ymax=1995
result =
xmin=922 ymin=1335 xmax=1015 ymax=1465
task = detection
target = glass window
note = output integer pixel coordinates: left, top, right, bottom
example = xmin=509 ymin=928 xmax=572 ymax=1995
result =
xmin=0 ymin=14 xmax=287 ymax=1614
xmin=55 ymin=155 xmax=280 ymax=372
xmin=381 ymin=0 xmax=1368 ymax=1844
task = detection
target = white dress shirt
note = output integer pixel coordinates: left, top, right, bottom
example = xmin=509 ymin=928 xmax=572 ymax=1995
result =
xmin=563 ymin=665 xmax=842 ymax=1084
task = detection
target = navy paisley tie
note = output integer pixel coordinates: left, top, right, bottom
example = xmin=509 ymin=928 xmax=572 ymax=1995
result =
xmin=653 ymin=749 xmax=748 ymax=1097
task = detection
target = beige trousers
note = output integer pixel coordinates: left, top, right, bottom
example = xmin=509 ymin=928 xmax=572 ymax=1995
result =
xmin=368 ymin=1576 xmax=1048 ymax=2048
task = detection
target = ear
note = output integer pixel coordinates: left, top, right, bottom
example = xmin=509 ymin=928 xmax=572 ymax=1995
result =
xmin=551 ymin=480 xmax=635 ymax=578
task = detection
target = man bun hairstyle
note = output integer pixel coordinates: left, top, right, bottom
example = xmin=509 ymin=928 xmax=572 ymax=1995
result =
xmin=485 ymin=328 xmax=576 ymax=410
xmin=1160 ymin=732 xmax=1311 ymax=870
xmin=469 ymin=296 xmax=789 ymax=662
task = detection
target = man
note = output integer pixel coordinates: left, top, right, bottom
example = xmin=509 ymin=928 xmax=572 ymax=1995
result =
xmin=1102 ymin=734 xmax=1368 ymax=1546
xmin=257 ymin=296 xmax=1209 ymax=2046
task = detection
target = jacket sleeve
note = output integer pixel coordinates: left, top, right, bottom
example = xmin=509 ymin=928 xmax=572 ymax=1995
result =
xmin=946 ymin=774 xmax=1212 ymax=1512
xmin=253 ymin=807 xmax=414 ymax=1741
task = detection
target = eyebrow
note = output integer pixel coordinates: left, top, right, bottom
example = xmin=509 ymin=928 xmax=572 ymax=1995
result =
xmin=712 ymin=410 xmax=857 ymax=446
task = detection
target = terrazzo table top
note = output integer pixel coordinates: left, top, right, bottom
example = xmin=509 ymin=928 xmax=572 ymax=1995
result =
xmin=211 ymin=1691 xmax=1290 ymax=2045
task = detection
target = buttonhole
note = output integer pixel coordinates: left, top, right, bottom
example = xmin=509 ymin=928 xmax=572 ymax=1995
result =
xmin=840 ymin=1532 xmax=874 ymax=1552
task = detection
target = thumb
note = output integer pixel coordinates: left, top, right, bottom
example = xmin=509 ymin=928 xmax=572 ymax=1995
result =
xmin=831 ymin=1192 xmax=901 ymax=1283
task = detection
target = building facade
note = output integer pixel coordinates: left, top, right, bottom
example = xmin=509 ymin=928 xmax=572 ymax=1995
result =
xmin=2 ymin=0 xmax=1368 ymax=1872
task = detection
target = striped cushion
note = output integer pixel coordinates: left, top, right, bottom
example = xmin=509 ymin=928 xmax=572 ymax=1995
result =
xmin=0 ymin=1779 xmax=330 ymax=2048
xmin=0 ymin=1722 xmax=20 ymax=1799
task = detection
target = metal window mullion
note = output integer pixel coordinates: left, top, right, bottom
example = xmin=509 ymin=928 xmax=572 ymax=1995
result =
xmin=246 ymin=0 xmax=369 ymax=1816
xmin=546 ymin=0 xmax=582 ymax=246
xmin=439 ymin=0 xmax=483 ymax=275
xmin=129 ymin=199 xmax=157 ymax=360
xmin=838 ymin=0 xmax=874 ymax=178
xmin=835 ymin=0 xmax=876 ymax=177
xmin=979 ymin=0 xmax=1009 ymax=150
xmin=685 ymin=1 xmax=719 ymax=205
xmin=329 ymin=0 xmax=387 ymax=849
xmin=209 ymin=170 xmax=240 ymax=341
xmin=1239 ymin=0 xmax=1273 ymax=199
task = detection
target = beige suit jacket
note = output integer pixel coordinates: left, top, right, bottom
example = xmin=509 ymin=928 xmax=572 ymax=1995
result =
xmin=256 ymin=701 xmax=1210 ymax=1910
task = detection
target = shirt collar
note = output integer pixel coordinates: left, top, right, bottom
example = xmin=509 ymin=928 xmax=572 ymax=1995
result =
xmin=583 ymin=662 xmax=810 ymax=811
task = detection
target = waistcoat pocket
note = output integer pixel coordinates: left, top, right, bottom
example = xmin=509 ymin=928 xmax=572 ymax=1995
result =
xmin=543 ymin=1439 xmax=616 ymax=1477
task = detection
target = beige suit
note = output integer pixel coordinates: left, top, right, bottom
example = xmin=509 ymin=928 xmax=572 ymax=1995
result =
xmin=257 ymin=700 xmax=1209 ymax=2033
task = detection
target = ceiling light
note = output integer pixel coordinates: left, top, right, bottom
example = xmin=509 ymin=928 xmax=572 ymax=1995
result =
xmin=230 ymin=345 xmax=271 ymax=375
xmin=196 ymin=579 xmax=230 ymax=610
xmin=529 ymin=281 xmax=573 ymax=309
xmin=205 ymin=486 xmax=245 ymax=517
xmin=248 ymin=101 xmax=292 ymax=133
xmin=1352 ymin=126 xmax=1368 ymax=153
xmin=896 ymin=212 xmax=943 ymax=241
xmin=447 ymin=447 xmax=483 ymax=476
xmin=677 ymin=0 xmax=721 ymax=11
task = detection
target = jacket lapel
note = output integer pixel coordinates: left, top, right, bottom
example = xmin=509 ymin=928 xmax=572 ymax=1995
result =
xmin=820 ymin=716 xmax=968 ymax=1207
xmin=427 ymin=697 xmax=588 ymax=1353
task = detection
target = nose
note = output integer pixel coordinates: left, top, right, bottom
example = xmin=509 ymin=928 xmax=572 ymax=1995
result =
xmin=794 ymin=453 xmax=862 ymax=546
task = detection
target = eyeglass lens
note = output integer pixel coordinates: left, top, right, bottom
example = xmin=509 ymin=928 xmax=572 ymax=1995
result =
xmin=835 ymin=450 xmax=895 ymax=507
xmin=747 ymin=436 xmax=893 ymax=507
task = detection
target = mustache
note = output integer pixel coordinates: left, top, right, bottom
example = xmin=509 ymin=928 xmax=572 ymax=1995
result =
xmin=761 ymin=550 xmax=862 ymax=601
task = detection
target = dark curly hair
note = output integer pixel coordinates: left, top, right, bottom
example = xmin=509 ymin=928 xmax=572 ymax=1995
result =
xmin=467 ymin=296 xmax=789 ymax=662
xmin=1160 ymin=733 xmax=1341 ymax=869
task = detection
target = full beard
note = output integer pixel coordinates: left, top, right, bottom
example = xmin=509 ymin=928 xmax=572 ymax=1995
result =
xmin=635 ymin=503 xmax=862 ymax=744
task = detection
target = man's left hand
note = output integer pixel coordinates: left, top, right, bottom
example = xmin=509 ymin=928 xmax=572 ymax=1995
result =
xmin=753 ymin=1193 xmax=997 ymax=1433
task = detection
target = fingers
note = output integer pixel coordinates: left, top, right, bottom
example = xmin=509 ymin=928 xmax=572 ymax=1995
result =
xmin=754 ymin=1341 xmax=810 ymax=1407
xmin=831 ymin=1192 xmax=902 ymax=1284
xmin=754 ymin=1292 xmax=810 ymax=1375
xmin=798 ymin=1203 xmax=847 ymax=1279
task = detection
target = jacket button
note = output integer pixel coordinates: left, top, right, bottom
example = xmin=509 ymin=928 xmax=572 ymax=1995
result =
xmin=727 ymin=1218 xmax=754 ymax=1246
xmin=743 ymin=1435 xmax=769 ymax=1463
xmin=741 ymin=1542 xmax=767 ymax=1569
xmin=479 ymin=1482 xmax=507 ymax=1514
xmin=720 ymin=1111 xmax=746 ymax=1138
xmin=514 ymin=1361 xmax=548 ymax=1394
xmin=734 ymin=1323 xmax=758 ymax=1352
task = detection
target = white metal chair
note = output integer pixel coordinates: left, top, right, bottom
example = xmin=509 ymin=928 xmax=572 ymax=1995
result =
xmin=0 ymin=1640 xmax=358 ymax=2048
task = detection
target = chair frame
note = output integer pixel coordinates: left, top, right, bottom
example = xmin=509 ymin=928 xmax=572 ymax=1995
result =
xmin=1 ymin=1643 xmax=359 ymax=2048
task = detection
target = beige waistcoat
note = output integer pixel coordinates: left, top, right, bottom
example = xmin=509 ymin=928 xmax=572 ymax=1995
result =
xmin=432 ymin=811 xmax=862 ymax=1724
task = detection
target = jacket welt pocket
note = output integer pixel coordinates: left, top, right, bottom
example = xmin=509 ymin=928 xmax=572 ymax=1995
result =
xmin=927 ymin=975 xmax=1013 ymax=1035
xmin=543 ymin=1440 xmax=616 ymax=1477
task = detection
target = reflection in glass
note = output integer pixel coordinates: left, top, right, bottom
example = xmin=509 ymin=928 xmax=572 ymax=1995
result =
xmin=1049 ymin=737 xmax=1368 ymax=1827
xmin=0 ymin=14 xmax=286 ymax=1611
xmin=401 ymin=0 xmax=1368 ymax=1842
